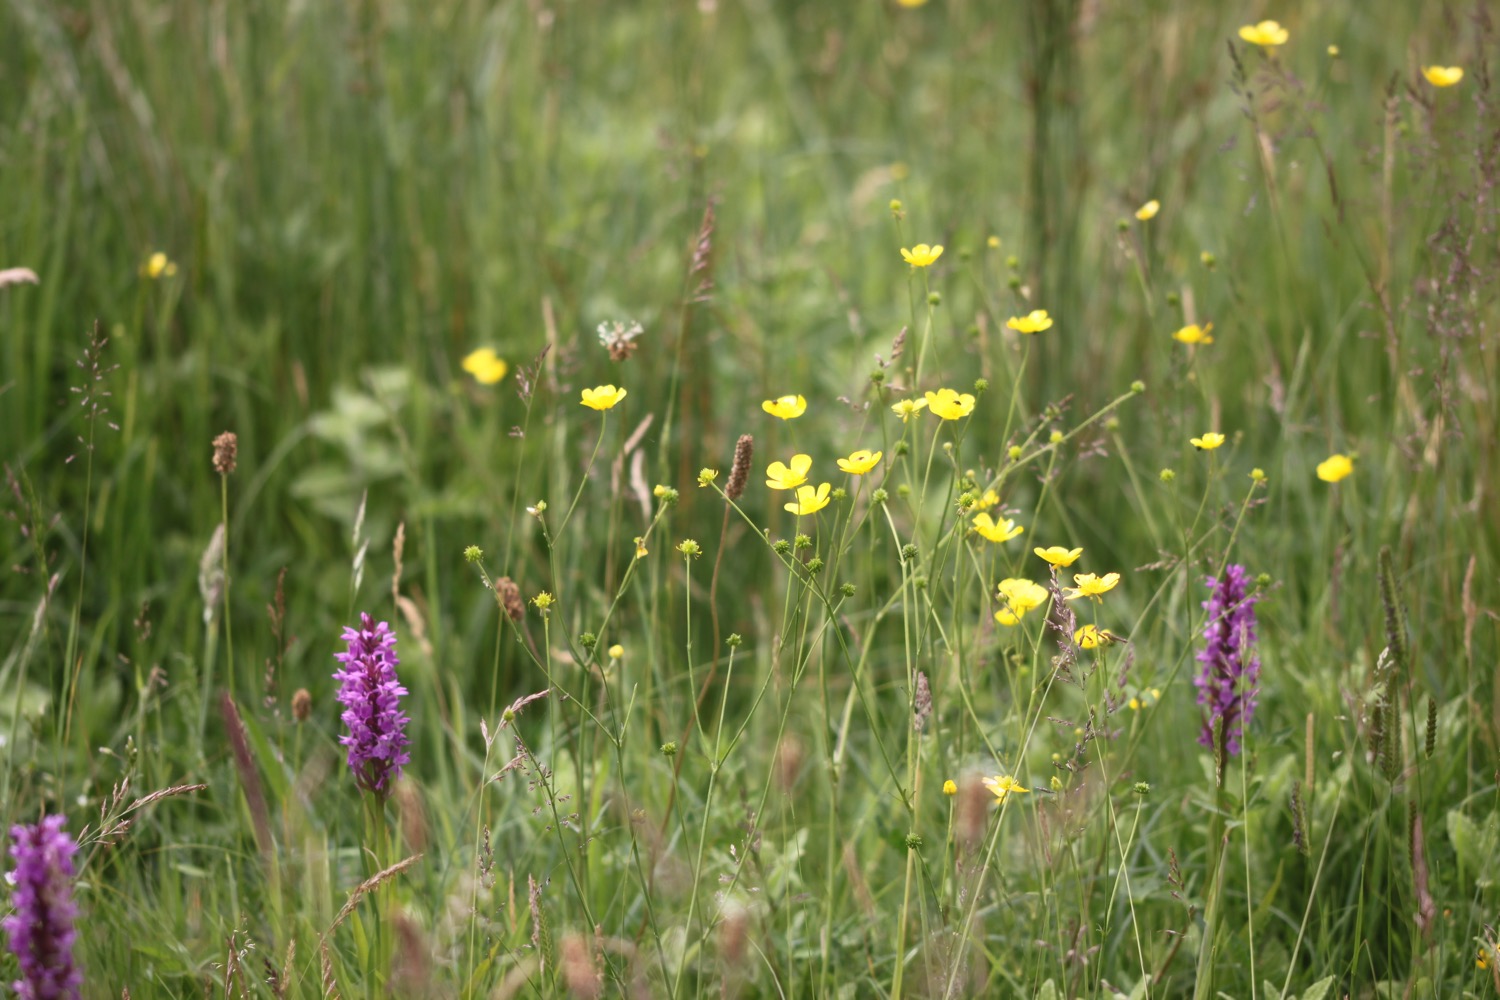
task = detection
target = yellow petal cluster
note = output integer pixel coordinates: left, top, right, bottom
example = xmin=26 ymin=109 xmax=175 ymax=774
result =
xmin=900 ymin=243 xmax=944 ymax=267
xmin=837 ymin=449 xmax=883 ymax=475
xmin=1191 ymin=432 xmax=1225 ymax=451
xmin=462 ymin=348 xmax=509 ymax=385
xmin=891 ymin=398 xmax=929 ymax=422
xmin=762 ymin=394 xmax=807 ymax=420
xmin=1006 ymin=309 xmax=1053 ymax=334
xmin=1238 ymin=20 xmax=1289 ymax=47
xmin=1033 ymin=546 xmax=1083 ymax=567
xmin=925 ymin=388 xmax=976 ymax=420
xmin=982 ymin=774 xmax=1029 ymax=803
xmin=1422 ymin=66 xmax=1464 ymax=87
xmin=972 ymin=514 xmax=1023 ymax=544
xmin=785 ymin=482 xmax=832 ymax=516
xmin=1172 ymin=323 xmax=1214 ymax=345
xmin=1135 ymin=199 xmax=1160 ymax=221
xmin=994 ymin=578 xmax=1048 ymax=625
xmin=766 ymin=454 xmax=812 ymax=490
xmin=140 ymin=252 xmax=178 ymax=279
xmin=580 ymin=385 xmax=628 ymax=410
xmin=1316 ymin=453 xmax=1354 ymax=483
xmin=1074 ymin=624 xmax=1118 ymax=649
xmin=1064 ymin=572 xmax=1120 ymax=601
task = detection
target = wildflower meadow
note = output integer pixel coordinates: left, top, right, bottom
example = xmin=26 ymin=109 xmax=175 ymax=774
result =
xmin=2 ymin=2 xmax=1498 ymax=997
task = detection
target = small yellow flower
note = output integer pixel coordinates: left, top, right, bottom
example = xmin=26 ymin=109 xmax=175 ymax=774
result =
xmin=994 ymin=578 xmax=1049 ymax=625
xmin=1135 ymin=199 xmax=1160 ymax=221
xmin=942 ymin=779 xmax=957 ymax=796
xmin=982 ymin=774 xmax=1030 ymax=803
xmin=896 ymin=0 xmax=929 ymax=7
xmin=766 ymin=454 xmax=813 ymax=490
xmin=140 ymin=252 xmax=178 ymax=279
xmin=1034 ymin=546 xmax=1083 ymax=567
xmin=633 ymin=537 xmax=649 ymax=558
xmin=1478 ymin=946 xmax=1491 ymax=970
xmin=837 ymin=449 xmax=883 ymax=475
xmin=1327 ymin=44 xmax=1340 ymax=57
xmin=1316 ymin=453 xmax=1354 ymax=483
xmin=925 ymin=388 xmax=976 ymax=420
xmin=1006 ymin=309 xmax=1053 ymax=334
xmin=784 ymin=482 xmax=832 ymax=516
xmin=1422 ymin=66 xmax=1464 ymax=87
xmin=972 ymin=513 xmax=1024 ymax=543
xmin=531 ymin=591 xmax=555 ymax=610
xmin=761 ymin=394 xmax=808 ymax=420
xmin=1172 ymin=322 xmax=1214 ymax=345
xmin=1064 ymin=572 xmax=1121 ymax=601
xmin=891 ymin=397 xmax=929 ymax=422
xmin=580 ymin=385 xmax=628 ymax=410
xmin=462 ymin=347 xmax=509 ymax=385
xmin=973 ymin=488 xmax=1000 ymax=510
xmin=608 ymin=644 xmax=625 ymax=659
xmin=986 ymin=235 xmax=1001 ymax=249
xmin=1074 ymin=624 xmax=1118 ymax=649
xmin=1191 ymin=432 xmax=1225 ymax=451
xmin=1128 ymin=696 xmax=1141 ymax=711
xmin=900 ymin=243 xmax=944 ymax=267
xmin=1250 ymin=467 xmax=1267 ymax=483
xmin=1238 ymin=20 xmax=1289 ymax=47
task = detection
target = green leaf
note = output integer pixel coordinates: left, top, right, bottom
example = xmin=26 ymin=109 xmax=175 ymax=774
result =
xmin=1300 ymin=974 xmax=1335 ymax=1000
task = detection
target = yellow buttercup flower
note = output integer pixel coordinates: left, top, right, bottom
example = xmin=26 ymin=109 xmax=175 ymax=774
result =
xmin=925 ymin=388 xmax=976 ymax=420
xmin=1007 ymin=309 xmax=1053 ymax=334
xmin=633 ymin=537 xmax=649 ymax=558
xmin=1238 ymin=20 xmax=1289 ymax=47
xmin=986 ymin=235 xmax=1001 ymax=249
xmin=1064 ymin=572 xmax=1121 ymax=601
xmin=784 ymin=482 xmax=832 ymax=516
xmin=766 ymin=454 xmax=813 ymax=491
xmin=140 ymin=252 xmax=178 ymax=279
xmin=461 ymin=347 xmax=509 ymax=385
xmin=1074 ymin=624 xmax=1118 ymax=649
xmin=1191 ymin=432 xmax=1225 ymax=451
xmin=1172 ymin=322 xmax=1214 ymax=345
xmin=1034 ymin=546 xmax=1083 ymax=567
xmin=891 ymin=397 xmax=929 ymax=422
xmin=994 ymin=578 xmax=1049 ymax=627
xmin=972 ymin=513 xmax=1024 ymax=544
xmin=580 ymin=385 xmax=628 ymax=410
xmin=836 ymin=449 xmax=883 ymax=475
xmin=973 ymin=488 xmax=1000 ymax=511
xmin=1478 ymin=946 xmax=1491 ymax=970
xmin=942 ymin=779 xmax=957 ymax=796
xmin=1316 ymin=453 xmax=1354 ymax=483
xmin=608 ymin=644 xmax=625 ymax=659
xmin=1135 ymin=199 xmax=1160 ymax=221
xmin=897 ymin=0 xmax=929 ymax=7
xmin=1422 ymin=66 xmax=1464 ymax=87
xmin=900 ymin=243 xmax=944 ymax=267
xmin=761 ymin=394 xmax=807 ymax=420
xmin=982 ymin=774 xmax=1029 ymax=803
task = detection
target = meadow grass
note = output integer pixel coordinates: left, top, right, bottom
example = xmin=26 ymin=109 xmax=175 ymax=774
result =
xmin=1 ymin=1 xmax=1498 ymax=997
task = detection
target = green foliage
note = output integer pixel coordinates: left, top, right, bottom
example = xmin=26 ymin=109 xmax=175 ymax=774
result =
xmin=1 ymin=1 xmax=1497 ymax=997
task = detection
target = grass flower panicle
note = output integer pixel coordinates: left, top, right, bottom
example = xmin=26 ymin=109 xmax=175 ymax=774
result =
xmin=1195 ymin=565 xmax=1260 ymax=756
xmin=4 ymin=815 xmax=82 ymax=1000
xmin=333 ymin=614 xmax=411 ymax=795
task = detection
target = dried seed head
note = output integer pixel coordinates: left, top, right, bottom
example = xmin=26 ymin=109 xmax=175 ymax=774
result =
xmin=212 ymin=431 xmax=238 ymax=475
xmin=495 ymin=576 xmax=525 ymax=622
xmin=775 ymin=735 xmax=804 ymax=792
xmin=913 ymin=671 xmax=932 ymax=732
xmin=292 ymin=688 xmax=312 ymax=722
xmin=726 ymin=435 xmax=753 ymax=501
xmin=956 ymin=774 xmax=989 ymax=850
xmin=718 ymin=899 xmax=749 ymax=970
xmin=560 ymin=934 xmax=600 ymax=999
